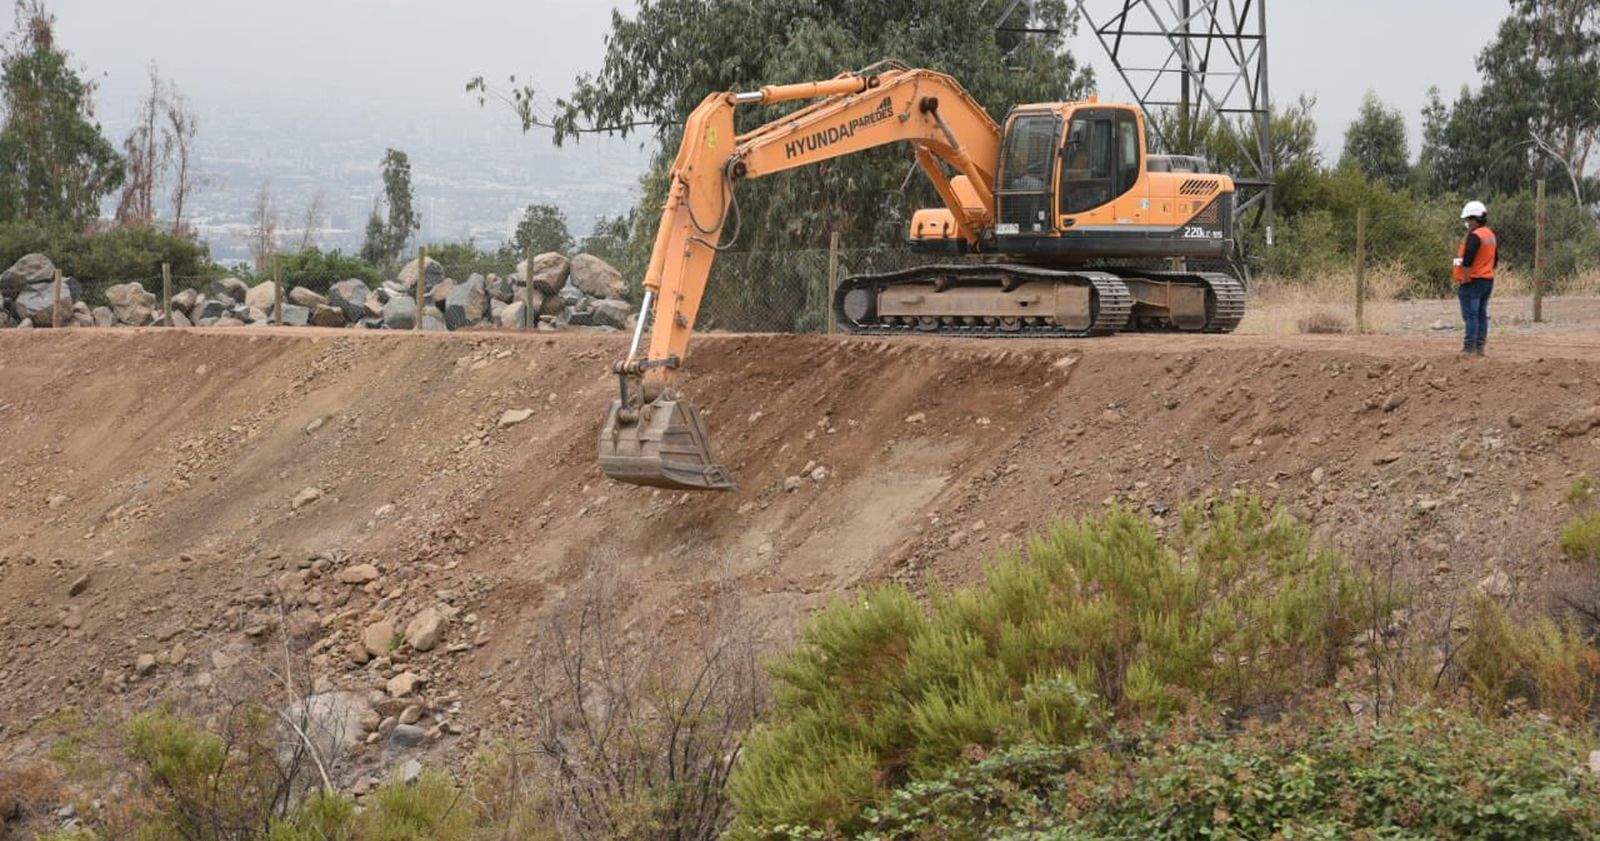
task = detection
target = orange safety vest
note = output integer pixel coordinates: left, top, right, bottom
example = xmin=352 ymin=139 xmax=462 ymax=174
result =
xmin=1453 ymin=225 xmax=1497 ymax=283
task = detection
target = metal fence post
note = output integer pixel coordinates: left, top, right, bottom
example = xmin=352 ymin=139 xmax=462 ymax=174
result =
xmin=523 ymin=246 xmax=535 ymax=329
xmin=51 ymin=267 xmax=63 ymax=328
xmin=161 ymin=262 xmax=172 ymax=326
xmin=414 ymin=248 xmax=427 ymax=332
xmin=826 ymin=231 xmax=841 ymax=334
xmin=1534 ymin=178 xmax=1546 ymax=323
xmin=273 ymin=255 xmax=284 ymax=326
xmin=1354 ymin=207 xmax=1366 ymax=334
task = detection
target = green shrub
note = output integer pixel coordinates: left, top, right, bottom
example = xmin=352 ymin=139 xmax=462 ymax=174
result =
xmin=850 ymin=706 xmax=1600 ymax=840
xmin=0 ymin=221 xmax=218 ymax=303
xmin=1456 ymin=595 xmax=1600 ymax=722
xmin=1565 ymin=475 xmax=1596 ymax=507
xmin=728 ymin=497 xmax=1384 ymax=838
xmin=270 ymin=247 xmax=384 ymax=292
xmin=1560 ymin=512 xmax=1600 ymax=563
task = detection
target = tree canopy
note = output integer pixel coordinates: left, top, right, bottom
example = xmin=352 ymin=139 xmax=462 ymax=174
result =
xmin=360 ymin=148 xmax=419 ymax=266
xmin=1340 ymin=92 xmax=1410 ymax=191
xmin=510 ymin=203 xmax=573 ymax=255
xmin=0 ymin=1 xmax=123 ymax=225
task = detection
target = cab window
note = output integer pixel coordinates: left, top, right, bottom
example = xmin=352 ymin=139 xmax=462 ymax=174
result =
xmin=1061 ymin=110 xmax=1141 ymax=215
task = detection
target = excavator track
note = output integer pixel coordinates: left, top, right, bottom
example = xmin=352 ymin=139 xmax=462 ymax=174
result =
xmin=834 ymin=264 xmax=1132 ymax=338
xmin=1108 ymin=269 xmax=1247 ymax=333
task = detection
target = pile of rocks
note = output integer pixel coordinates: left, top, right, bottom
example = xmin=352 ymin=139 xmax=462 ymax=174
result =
xmin=0 ymin=251 xmax=637 ymax=332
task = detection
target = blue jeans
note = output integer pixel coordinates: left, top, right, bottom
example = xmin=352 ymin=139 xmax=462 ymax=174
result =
xmin=1457 ymin=279 xmax=1492 ymax=347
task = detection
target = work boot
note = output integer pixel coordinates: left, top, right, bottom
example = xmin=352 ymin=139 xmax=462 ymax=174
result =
xmin=1472 ymin=342 xmax=1486 ymax=357
xmin=1461 ymin=339 xmax=1474 ymax=355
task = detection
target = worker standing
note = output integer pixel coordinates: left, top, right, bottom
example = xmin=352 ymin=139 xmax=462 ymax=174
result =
xmin=1452 ymin=200 xmax=1497 ymax=356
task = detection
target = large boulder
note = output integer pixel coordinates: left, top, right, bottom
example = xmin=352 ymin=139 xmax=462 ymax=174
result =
xmin=591 ymin=298 xmax=632 ymax=329
xmin=520 ymin=253 xmax=570 ymax=295
xmin=0 ymin=253 xmax=56 ymax=296
xmin=382 ymin=296 xmax=417 ymax=330
xmin=485 ymin=273 xmax=515 ymax=303
xmin=444 ymin=275 xmax=488 ymax=330
xmin=11 ymin=280 xmax=74 ymax=325
xmin=363 ymin=296 xmax=384 ymax=320
xmin=171 ymin=288 xmax=199 ymax=314
xmin=328 ymin=278 xmax=369 ymax=322
xmin=105 ymin=282 xmax=157 ymax=326
xmin=397 ymin=256 xmax=444 ymax=293
xmin=557 ymin=284 xmax=585 ymax=306
xmin=193 ymin=299 xmax=227 ymax=321
xmin=244 ymin=281 xmax=278 ymax=311
xmin=539 ymin=290 xmax=566 ymax=318
xmin=288 ymin=286 xmax=326 ymax=309
xmin=91 ymin=306 xmax=115 ymax=328
xmin=209 ymin=276 xmax=248 ymax=304
xmin=497 ymin=300 xmax=528 ymax=328
xmin=569 ymin=253 xmax=627 ymax=300
xmin=309 ymin=305 xmax=346 ymax=328
xmin=280 ymin=304 xmax=310 ymax=327
xmin=71 ymin=301 xmax=94 ymax=328
xmin=422 ymin=311 xmax=447 ymax=332
xmin=428 ymin=278 xmax=456 ymax=310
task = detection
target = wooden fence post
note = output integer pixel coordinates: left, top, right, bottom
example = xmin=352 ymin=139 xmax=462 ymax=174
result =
xmin=1534 ymin=178 xmax=1546 ymax=323
xmin=161 ymin=262 xmax=173 ymax=326
xmin=826 ymin=231 xmax=841 ymax=335
xmin=273 ymin=255 xmax=284 ymax=326
xmin=414 ymin=248 xmax=427 ymax=332
xmin=1354 ymin=207 xmax=1367 ymax=334
xmin=51 ymin=267 xmax=63 ymax=328
xmin=523 ymin=247 xmax=536 ymax=329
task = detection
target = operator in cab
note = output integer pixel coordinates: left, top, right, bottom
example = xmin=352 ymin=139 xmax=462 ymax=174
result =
xmin=1452 ymin=200 xmax=1497 ymax=356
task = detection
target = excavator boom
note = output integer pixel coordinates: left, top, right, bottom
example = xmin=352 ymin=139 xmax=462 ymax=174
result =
xmin=599 ymin=65 xmax=1003 ymax=490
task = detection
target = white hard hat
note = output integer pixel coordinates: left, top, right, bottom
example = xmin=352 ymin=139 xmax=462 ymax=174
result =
xmin=1461 ymin=200 xmax=1488 ymax=219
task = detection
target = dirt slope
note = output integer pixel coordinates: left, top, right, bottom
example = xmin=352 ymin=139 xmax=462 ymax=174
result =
xmin=1 ymin=325 xmax=1599 ymax=779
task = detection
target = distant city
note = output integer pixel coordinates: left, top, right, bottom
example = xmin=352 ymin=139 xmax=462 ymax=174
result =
xmin=100 ymin=97 xmax=655 ymax=269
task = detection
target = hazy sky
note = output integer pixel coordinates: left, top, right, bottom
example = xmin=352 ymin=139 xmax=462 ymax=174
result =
xmin=47 ymin=0 xmax=1508 ymax=166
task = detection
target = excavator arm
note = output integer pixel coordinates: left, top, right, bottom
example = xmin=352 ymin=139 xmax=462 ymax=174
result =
xmin=600 ymin=65 xmax=1002 ymax=490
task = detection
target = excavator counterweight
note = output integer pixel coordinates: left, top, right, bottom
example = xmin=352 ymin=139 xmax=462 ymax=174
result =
xmin=599 ymin=62 xmax=1245 ymax=490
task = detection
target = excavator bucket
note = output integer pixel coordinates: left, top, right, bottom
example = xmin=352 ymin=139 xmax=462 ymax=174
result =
xmin=598 ymin=398 xmax=735 ymax=490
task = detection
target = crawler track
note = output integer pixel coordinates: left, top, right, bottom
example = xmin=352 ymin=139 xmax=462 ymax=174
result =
xmin=834 ymin=263 xmax=1132 ymax=337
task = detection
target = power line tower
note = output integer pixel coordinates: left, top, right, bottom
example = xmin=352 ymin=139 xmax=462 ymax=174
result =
xmin=1069 ymin=0 xmax=1275 ymax=242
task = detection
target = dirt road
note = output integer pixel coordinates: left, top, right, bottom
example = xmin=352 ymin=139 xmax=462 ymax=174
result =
xmin=1 ymin=314 xmax=1598 ymax=774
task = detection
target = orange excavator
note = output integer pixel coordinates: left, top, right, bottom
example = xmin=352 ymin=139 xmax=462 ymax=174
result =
xmin=599 ymin=61 xmax=1244 ymax=491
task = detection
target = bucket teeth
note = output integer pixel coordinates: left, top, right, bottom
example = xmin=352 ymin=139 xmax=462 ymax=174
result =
xmin=599 ymin=398 xmax=736 ymax=491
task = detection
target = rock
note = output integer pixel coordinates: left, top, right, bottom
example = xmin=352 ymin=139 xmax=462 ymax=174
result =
xmin=1589 ymin=750 xmax=1600 ymax=775
xmin=328 ymin=279 xmax=370 ymax=322
xmin=244 ymin=281 xmax=278 ymax=311
xmin=1372 ymin=452 xmax=1404 ymax=465
xmin=209 ymin=277 xmax=248 ymax=303
xmin=444 ymin=274 xmax=488 ymax=329
xmin=498 ymin=408 xmax=534 ymax=429
xmin=135 ymin=654 xmax=157 ymax=676
xmin=291 ymin=487 xmax=324 ymax=510
xmin=193 ymin=298 xmax=227 ymax=321
xmin=60 ymin=607 xmax=82 ymax=629
xmin=287 ymin=691 xmax=372 ymax=759
xmin=388 ymin=724 xmax=426 ymax=749
xmin=397 ymin=256 xmax=444 ymax=293
xmin=485 ymin=272 xmax=515 ymax=303
xmin=422 ymin=312 xmax=447 ymax=332
xmin=1559 ymin=406 xmax=1600 ymax=437
xmin=246 ymin=306 xmax=270 ymax=324
xmin=1508 ymin=412 xmax=1525 ymax=429
xmin=904 ymin=412 xmax=927 ymax=424
xmin=68 ymin=573 xmax=90 ymax=596
xmin=170 ymin=310 xmax=192 ymax=327
xmin=398 ymin=758 xmax=423 ymax=783
xmin=363 ymin=620 xmax=396 ymax=657
xmin=382 ymin=296 xmax=418 ymax=330
xmin=168 ymin=642 xmax=187 ymax=665
xmin=0 ymin=253 xmax=55 ymax=296
xmin=522 ymin=252 xmax=570 ymax=295
xmin=783 ymin=476 xmax=803 ymax=492
xmin=404 ymin=608 xmax=446 ymax=652
xmin=1429 ymin=319 xmax=1450 ymax=331
xmin=558 ymin=283 xmax=585 ymax=306
xmin=591 ymin=298 xmax=631 ymax=329
xmin=539 ymin=290 xmax=565 ymax=318
xmin=288 ymin=286 xmax=327 ymax=308
xmin=497 ymin=300 xmax=528 ymax=328
xmin=364 ymin=295 xmax=384 ymax=320
xmin=1381 ymin=393 xmax=1408 ymax=412
xmin=1477 ymin=570 xmax=1512 ymax=598
xmin=338 ymin=564 xmax=380 ymax=585
xmin=398 ymin=704 xmax=423 ymax=725
xmin=280 ymin=304 xmax=311 ymax=327
xmin=310 ymin=305 xmax=346 ymax=328
xmin=171 ymin=288 xmax=199 ymax=313
xmin=386 ymin=671 xmax=423 ymax=698
xmin=569 ymin=253 xmax=628 ymax=299
xmin=429 ymin=278 xmax=456 ymax=309
xmin=11 ymin=280 xmax=73 ymax=325
xmin=91 ymin=306 xmax=114 ymax=328
xmin=105 ymin=282 xmax=157 ymax=326
xmin=1310 ymin=466 xmax=1326 ymax=485
xmin=1457 ymin=440 xmax=1482 ymax=461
